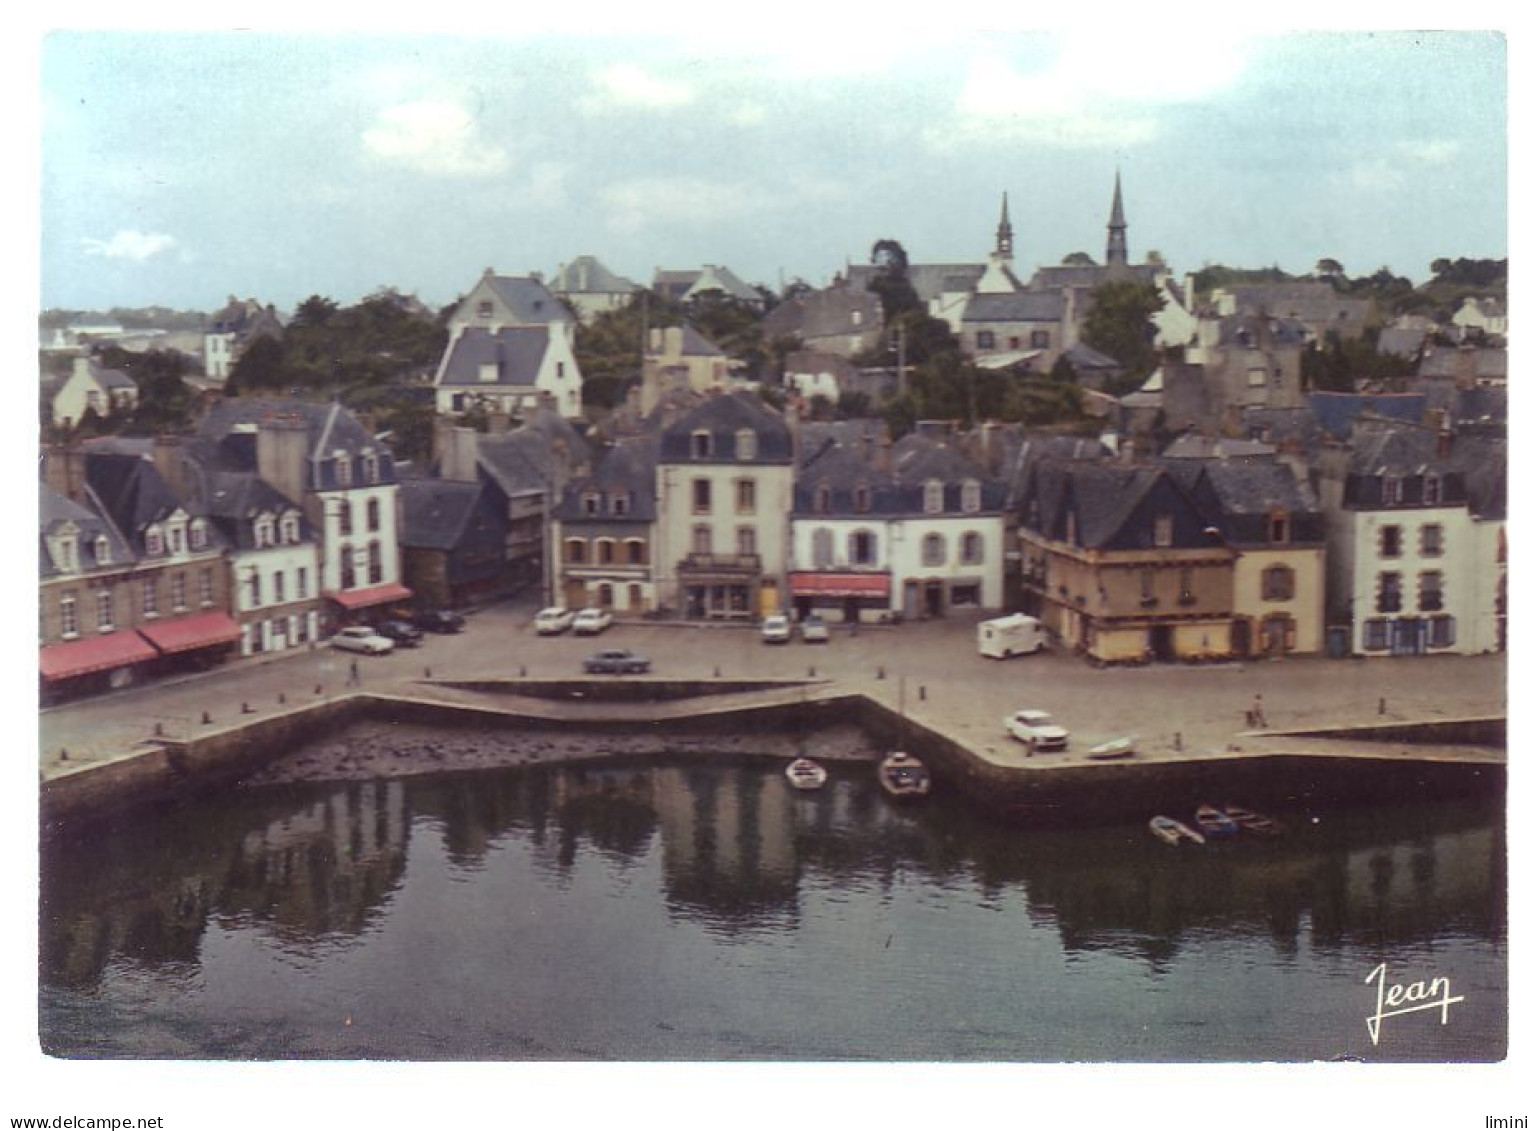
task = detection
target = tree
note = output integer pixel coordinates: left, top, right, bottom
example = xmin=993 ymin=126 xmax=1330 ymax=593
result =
xmin=1082 ymin=281 xmax=1165 ymax=382
xmin=1144 ymin=250 xmax=1166 ymax=267
xmin=226 ymin=335 xmax=290 ymax=393
xmin=1061 ymin=251 xmax=1097 ymax=267
xmin=1315 ymin=258 xmax=1344 ymax=280
xmin=871 ymin=238 xmax=909 ymax=275
xmin=291 ymin=295 xmax=339 ymax=329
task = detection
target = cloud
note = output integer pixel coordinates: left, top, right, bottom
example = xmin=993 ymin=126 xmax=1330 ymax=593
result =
xmin=938 ymin=32 xmax=1252 ymax=150
xmin=82 ymin=230 xmax=178 ymax=261
xmin=601 ymin=175 xmax=844 ymax=234
xmin=1347 ymin=140 xmax=1462 ymax=191
xmin=581 ymin=64 xmax=695 ymax=113
xmin=362 ymin=99 xmax=510 ymax=178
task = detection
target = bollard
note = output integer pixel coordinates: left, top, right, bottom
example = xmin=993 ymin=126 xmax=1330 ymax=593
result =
xmin=241 ymin=701 xmax=253 ymax=714
xmin=315 ymin=684 xmax=323 ymax=695
xmin=59 ymin=748 xmax=68 ymax=761
xmin=1174 ymin=731 xmax=1183 ymax=751
xmin=1378 ymin=697 xmax=1387 ymax=716
xmin=714 ymin=666 xmax=721 ymax=678
xmin=877 ymin=666 xmax=885 ymax=680
xmin=425 ymin=666 xmax=432 ymax=679
xmin=201 ymin=711 xmax=212 ymax=725
xmin=520 ymin=665 xmax=527 ymax=677
xmin=919 ymin=685 xmax=927 ymax=701
xmin=278 ymin=692 xmax=286 ymax=705
xmin=808 ymin=666 xmax=816 ymax=678
xmin=153 ymin=722 xmax=164 ymax=737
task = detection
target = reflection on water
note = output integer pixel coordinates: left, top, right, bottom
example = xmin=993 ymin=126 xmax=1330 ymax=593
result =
xmin=40 ymin=757 xmax=1506 ymax=1061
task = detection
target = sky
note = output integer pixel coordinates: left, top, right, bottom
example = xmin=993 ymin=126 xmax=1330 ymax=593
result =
xmin=37 ymin=28 xmax=1508 ymax=315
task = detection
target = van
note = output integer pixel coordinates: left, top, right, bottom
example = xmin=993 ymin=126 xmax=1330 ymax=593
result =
xmin=978 ymin=614 xmax=1046 ymax=659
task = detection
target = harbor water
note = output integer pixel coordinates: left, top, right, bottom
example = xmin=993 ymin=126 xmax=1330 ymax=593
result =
xmin=39 ymin=753 xmax=1506 ymax=1061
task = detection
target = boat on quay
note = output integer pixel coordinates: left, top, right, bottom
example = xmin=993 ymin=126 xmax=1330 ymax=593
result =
xmin=1086 ymin=736 xmax=1137 ymax=761
xmin=1223 ymin=804 xmax=1283 ymax=836
xmin=878 ymin=752 xmax=932 ymax=799
xmin=785 ymin=757 xmax=829 ymax=791
xmin=1149 ymin=815 xmax=1206 ymax=846
xmin=1194 ymin=805 xmax=1240 ymax=839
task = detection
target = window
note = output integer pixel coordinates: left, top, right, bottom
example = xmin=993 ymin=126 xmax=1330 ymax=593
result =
xmin=924 ymin=480 xmax=944 ymax=515
xmin=297 ymin=567 xmax=309 ymax=599
xmin=91 ymin=534 xmax=110 ymax=565
xmin=59 ymin=592 xmax=79 ymax=638
xmin=254 ymin=516 xmax=275 ymax=548
xmin=96 ymin=590 xmax=114 ymax=631
xmin=1179 ymin=568 xmax=1195 ymax=604
xmin=54 ymin=535 xmax=78 ymax=572
xmin=976 ymin=330 xmax=996 ymax=350
xmin=281 ymin=512 xmax=300 ymax=544
xmin=951 ymin=583 xmax=981 ymax=607
xmin=1381 ymin=476 xmax=1402 ymax=505
xmin=142 ymin=578 xmax=158 ymax=617
xmin=625 ymin=539 xmax=646 ymax=565
xmin=922 ymin=533 xmax=945 ymax=567
xmin=335 ymin=454 xmax=352 ymax=487
xmin=167 ymin=522 xmax=186 ymax=555
xmin=340 ymin=545 xmax=356 ymax=589
xmin=1379 ymin=525 xmax=1402 ymax=558
xmin=171 ymin=573 xmax=187 ymax=611
xmin=273 ymin=572 xmax=286 ymax=604
xmin=960 ymin=531 xmax=984 ymax=566
xmin=736 ymin=429 xmax=757 ymax=461
xmin=1423 ymin=474 xmax=1441 ymax=505
xmin=1420 ymin=524 xmax=1444 ymax=557
xmin=189 ymin=519 xmax=207 ymax=550
xmin=1262 ymin=565 xmax=1295 ymax=601
xmin=961 ymin=480 xmax=981 ymax=514
xmin=368 ymin=542 xmax=382 ymax=585
xmin=145 ymin=527 xmax=163 ymax=556
xmin=598 ymin=539 xmax=615 ymax=565
xmin=691 ymin=525 xmax=712 ymax=555
xmin=1140 ymin=570 xmax=1156 ymax=602
xmin=1419 ymin=571 xmax=1444 ymax=612
xmin=736 ymin=527 xmax=757 ymax=556
xmin=1377 ymin=572 xmax=1402 ymax=614
xmin=1247 ymin=367 xmax=1267 ymax=387
xmin=1364 ymin=618 xmax=1389 ymax=651
xmin=200 ymin=568 xmax=214 ymax=606
xmin=565 ymin=539 xmax=587 ymax=564
xmin=692 ymin=479 xmax=712 ymax=514
xmin=854 ymin=484 xmax=872 ymax=513
xmin=1268 ymin=512 xmax=1290 ymax=544
xmin=814 ymin=484 xmax=832 ymax=515
xmin=613 ymin=494 xmax=630 ymax=517
xmin=1154 ymin=514 xmax=1174 ymax=547
xmin=476 ymin=300 xmax=493 ymax=318
xmin=851 ymin=529 xmax=876 ymax=566
xmin=367 ymin=499 xmax=381 ymax=533
xmin=691 ymin=431 xmax=713 ymax=459
xmin=362 ymin=453 xmax=379 ymax=484
xmin=1429 ymin=615 xmax=1457 ymax=648
xmin=583 ymin=493 xmax=601 ymax=516
xmin=1030 ymin=330 xmax=1050 ymax=350
xmin=339 ymin=502 xmax=354 ymax=536
xmin=736 ymin=479 xmax=757 ymax=514
xmin=812 ymin=528 xmax=834 ymax=569
xmin=249 ymin=572 xmax=263 ymax=608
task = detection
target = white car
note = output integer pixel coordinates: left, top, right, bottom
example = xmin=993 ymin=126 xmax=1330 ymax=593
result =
xmin=331 ymin=626 xmax=395 ymax=655
xmin=573 ymin=608 xmax=614 ymax=635
xmin=800 ymin=614 xmax=830 ymax=643
xmin=760 ymin=615 xmax=791 ymax=644
xmin=1004 ymin=709 xmax=1070 ymax=752
xmin=534 ymin=607 xmax=576 ymax=635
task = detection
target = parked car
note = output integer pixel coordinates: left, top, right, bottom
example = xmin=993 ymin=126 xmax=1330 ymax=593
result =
xmin=413 ymin=609 xmax=466 ymax=634
xmin=761 ymin=615 xmax=792 ymax=644
xmin=1003 ymin=709 xmax=1070 ymax=752
xmin=583 ymin=648 xmax=651 ymax=674
xmin=800 ymin=614 xmax=830 ymax=643
xmin=535 ymin=607 xmax=576 ymax=635
xmin=573 ymin=608 xmax=614 ymax=636
xmin=376 ymin=619 xmax=425 ymax=648
xmin=331 ymin=626 xmax=395 ymax=655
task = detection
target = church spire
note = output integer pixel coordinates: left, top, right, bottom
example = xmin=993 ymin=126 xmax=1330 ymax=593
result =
xmin=1106 ymin=171 xmax=1128 ymax=268
xmin=995 ymin=191 xmax=1014 ymax=260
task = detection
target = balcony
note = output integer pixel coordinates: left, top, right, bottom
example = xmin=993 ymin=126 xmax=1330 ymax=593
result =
xmin=679 ymin=552 xmax=761 ymax=578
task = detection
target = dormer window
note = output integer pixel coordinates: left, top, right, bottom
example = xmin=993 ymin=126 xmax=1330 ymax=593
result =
xmin=94 ymin=534 xmax=111 ymax=565
xmin=961 ymin=479 xmax=981 ymax=514
xmin=1381 ymin=476 xmax=1402 ymax=506
xmin=736 ymin=429 xmax=757 ymax=461
xmin=1154 ymin=514 xmax=1174 ymax=547
xmin=166 ymin=521 xmax=187 ymax=555
xmin=189 ymin=519 xmax=208 ymax=550
xmin=254 ymin=515 xmax=275 ymax=548
xmin=583 ymin=492 xmax=601 ymax=516
xmin=854 ymin=483 xmax=872 ymax=513
xmin=280 ymin=511 xmax=300 ymax=544
xmin=924 ymin=480 xmax=944 ymax=515
xmin=54 ymin=534 xmax=78 ymax=572
xmin=361 ymin=452 xmax=380 ymax=484
xmin=612 ymin=494 xmax=629 ymax=517
xmin=476 ymin=300 xmax=493 ymax=319
xmin=335 ymin=453 xmax=353 ymax=487
xmin=145 ymin=526 xmax=164 ymax=556
xmin=691 ymin=431 xmax=713 ymax=459
xmin=814 ymin=483 xmax=833 ymax=515
xmin=1423 ymin=474 xmax=1441 ymax=505
xmin=1268 ymin=511 xmax=1290 ymax=544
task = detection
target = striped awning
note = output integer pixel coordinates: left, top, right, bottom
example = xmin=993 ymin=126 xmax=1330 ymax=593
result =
xmin=40 ymin=631 xmax=158 ymax=682
xmin=789 ymin=572 xmax=891 ymax=599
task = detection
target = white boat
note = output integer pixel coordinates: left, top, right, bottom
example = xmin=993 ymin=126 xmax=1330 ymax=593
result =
xmin=785 ymin=757 xmax=828 ymax=791
xmin=1149 ymin=815 xmax=1205 ymax=846
xmin=1087 ymin=736 xmax=1137 ymax=761
xmin=878 ymin=752 xmax=932 ymax=799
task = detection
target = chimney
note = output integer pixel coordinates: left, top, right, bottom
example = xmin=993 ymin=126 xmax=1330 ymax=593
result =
xmin=875 ymin=434 xmax=893 ymax=473
xmin=442 ymin=426 xmax=480 ymax=483
xmin=256 ymin=415 xmax=311 ymax=507
xmin=487 ymin=409 xmax=512 ymax=435
xmin=1061 ymin=287 xmax=1079 ymax=349
xmin=43 ymin=444 xmax=88 ymax=504
xmin=71 ymin=356 xmax=92 ymax=381
xmin=1437 ymin=426 xmax=1454 ymax=460
xmin=152 ymin=435 xmax=188 ymax=502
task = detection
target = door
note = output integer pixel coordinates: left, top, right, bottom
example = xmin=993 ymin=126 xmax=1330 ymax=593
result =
xmin=1392 ymin=618 xmax=1424 ymax=655
xmin=1149 ymin=624 xmax=1174 ymax=662
xmin=1230 ymin=618 xmax=1251 ymax=657
xmin=925 ymin=580 xmax=943 ymax=618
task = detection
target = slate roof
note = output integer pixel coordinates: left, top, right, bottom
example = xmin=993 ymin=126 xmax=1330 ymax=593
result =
xmin=1215 ymin=315 xmax=1309 ymax=349
xmin=659 ymin=393 xmax=793 ymax=464
xmin=437 ymin=326 xmax=551 ymax=386
xmin=39 ymin=481 xmax=135 ymax=577
xmin=794 ymin=436 xmax=1006 ymax=518
xmin=1019 ymin=460 xmax=1219 ymax=552
xmin=1028 ymin=263 xmax=1163 ymax=291
xmin=554 ymin=435 xmax=659 ymax=523
xmin=1308 ymin=392 xmax=1427 ymax=440
xmin=189 ymin=468 xmax=314 ymax=551
xmin=761 ymin=288 xmax=882 ymax=341
xmin=1376 ymin=326 xmax=1429 ymax=360
xmin=93 ymin=364 xmax=137 ymax=390
xmin=1448 ymin=434 xmax=1506 ymax=520
xmin=552 ymin=256 xmax=638 ymax=295
xmin=1224 ymin=282 xmax=1372 ymax=324
xmin=844 ymin=263 xmax=986 ymax=305
xmin=1162 ymin=435 xmax=1278 ymax=460
xmin=400 ymin=477 xmax=488 ymax=550
xmin=1241 ymin=406 xmax=1326 ymax=454
xmin=1059 ymin=342 xmax=1122 ymax=372
xmin=1417 ymin=346 xmax=1507 ymax=381
xmin=479 ymin=275 xmax=571 ymax=325
xmin=82 ymin=452 xmax=223 ymax=556
xmin=476 ymin=433 xmax=548 ymax=499
xmin=196 ymin=398 xmax=398 ymax=489
xmin=686 ymin=265 xmax=761 ymax=304
xmin=961 ymin=291 xmax=1067 ymax=323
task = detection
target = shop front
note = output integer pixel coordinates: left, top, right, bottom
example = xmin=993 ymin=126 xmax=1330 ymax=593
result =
xmin=789 ymin=572 xmax=891 ymax=623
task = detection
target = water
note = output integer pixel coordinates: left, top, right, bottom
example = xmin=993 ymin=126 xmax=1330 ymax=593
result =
xmin=39 ymin=756 xmax=1506 ymax=1061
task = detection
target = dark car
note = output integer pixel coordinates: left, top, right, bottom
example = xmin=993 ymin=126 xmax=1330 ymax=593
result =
xmin=376 ymin=619 xmax=425 ymax=647
xmin=413 ymin=609 xmax=466 ymax=633
xmin=582 ymin=648 xmax=651 ymax=674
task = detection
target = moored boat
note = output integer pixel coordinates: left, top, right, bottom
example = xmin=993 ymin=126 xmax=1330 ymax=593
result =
xmin=1223 ymin=804 xmax=1283 ymax=836
xmin=1193 ymin=804 xmax=1240 ymax=839
xmin=1087 ymin=736 xmax=1137 ymax=761
xmin=1149 ymin=815 xmax=1206 ymax=846
xmin=785 ymin=757 xmax=829 ymax=791
xmin=878 ymin=752 xmax=932 ymax=799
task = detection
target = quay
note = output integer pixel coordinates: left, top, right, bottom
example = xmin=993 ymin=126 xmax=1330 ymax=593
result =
xmin=39 ymin=601 xmax=1507 ymax=824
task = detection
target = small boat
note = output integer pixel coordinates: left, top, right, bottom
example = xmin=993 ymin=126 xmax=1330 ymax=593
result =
xmin=1193 ymin=804 xmax=1240 ymax=839
xmin=784 ymin=757 xmax=828 ymax=791
xmin=1087 ymin=736 xmax=1137 ymax=761
xmin=1223 ymin=804 xmax=1283 ymax=836
xmin=878 ymin=752 xmax=932 ymax=799
xmin=1149 ymin=815 xmax=1205 ymax=846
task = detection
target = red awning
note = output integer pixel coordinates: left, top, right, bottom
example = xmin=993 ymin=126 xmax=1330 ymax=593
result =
xmin=40 ymin=630 xmax=158 ymax=682
xmin=789 ymin=572 xmax=891 ymax=599
xmin=324 ymin=582 xmax=414 ymax=611
xmin=139 ymin=611 xmax=244 ymax=655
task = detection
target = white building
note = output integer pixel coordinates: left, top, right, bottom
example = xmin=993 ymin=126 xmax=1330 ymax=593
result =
xmin=49 ymin=356 xmax=138 ymax=429
xmin=436 ymin=270 xmax=583 ymax=418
